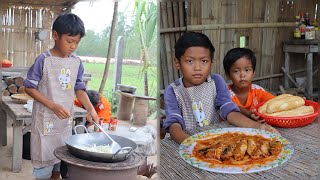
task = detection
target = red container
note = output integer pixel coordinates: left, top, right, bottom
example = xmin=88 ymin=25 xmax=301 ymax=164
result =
xmin=94 ymin=118 xmax=104 ymax=132
xmin=255 ymin=100 xmax=319 ymax=128
xmin=2 ymin=63 xmax=12 ymax=68
xmin=108 ymin=117 xmax=118 ymax=131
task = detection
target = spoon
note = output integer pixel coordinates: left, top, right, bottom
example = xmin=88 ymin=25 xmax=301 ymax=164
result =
xmin=92 ymin=121 xmax=121 ymax=154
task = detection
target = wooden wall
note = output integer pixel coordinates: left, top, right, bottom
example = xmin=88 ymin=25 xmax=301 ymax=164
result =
xmin=0 ymin=4 xmax=61 ymax=67
xmin=160 ymin=0 xmax=319 ymax=95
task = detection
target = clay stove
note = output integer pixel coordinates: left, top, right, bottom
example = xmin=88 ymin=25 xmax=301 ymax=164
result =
xmin=54 ymin=146 xmax=144 ymax=180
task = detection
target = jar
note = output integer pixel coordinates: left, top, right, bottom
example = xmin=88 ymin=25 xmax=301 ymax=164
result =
xmin=315 ymin=27 xmax=319 ymax=39
xmin=108 ymin=117 xmax=118 ymax=131
xmin=294 ymin=27 xmax=301 ymax=39
xmin=305 ymin=26 xmax=315 ymax=39
xmin=94 ymin=118 xmax=104 ymax=132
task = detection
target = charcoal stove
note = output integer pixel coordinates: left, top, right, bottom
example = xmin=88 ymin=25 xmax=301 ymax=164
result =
xmin=54 ymin=146 xmax=144 ymax=180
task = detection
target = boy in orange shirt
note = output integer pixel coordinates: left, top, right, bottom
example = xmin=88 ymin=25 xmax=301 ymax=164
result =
xmin=74 ymin=90 xmax=112 ymax=125
xmin=223 ymin=48 xmax=275 ymax=121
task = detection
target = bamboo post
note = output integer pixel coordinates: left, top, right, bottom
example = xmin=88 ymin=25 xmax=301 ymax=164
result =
xmin=160 ymin=2 xmax=173 ymax=88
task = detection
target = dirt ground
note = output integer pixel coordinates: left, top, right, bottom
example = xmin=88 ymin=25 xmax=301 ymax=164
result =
xmin=0 ymin=119 xmax=158 ymax=180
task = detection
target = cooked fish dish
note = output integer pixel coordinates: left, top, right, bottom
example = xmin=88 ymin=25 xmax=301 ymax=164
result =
xmin=192 ymin=132 xmax=283 ymax=168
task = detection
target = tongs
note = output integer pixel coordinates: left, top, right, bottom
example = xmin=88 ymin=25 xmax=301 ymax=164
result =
xmin=92 ymin=121 xmax=122 ymax=154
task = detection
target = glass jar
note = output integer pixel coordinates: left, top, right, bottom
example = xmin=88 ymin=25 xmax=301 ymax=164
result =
xmin=315 ymin=27 xmax=319 ymax=39
xmin=305 ymin=26 xmax=315 ymax=39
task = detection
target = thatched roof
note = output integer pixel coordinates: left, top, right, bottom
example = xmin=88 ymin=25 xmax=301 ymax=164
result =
xmin=1 ymin=0 xmax=93 ymax=10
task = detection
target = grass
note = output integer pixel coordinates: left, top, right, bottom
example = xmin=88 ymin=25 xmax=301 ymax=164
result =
xmin=83 ymin=62 xmax=157 ymax=114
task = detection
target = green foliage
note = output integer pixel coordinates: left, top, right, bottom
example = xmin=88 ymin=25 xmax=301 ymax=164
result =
xmin=75 ymin=12 xmax=142 ymax=60
xmin=133 ymin=0 xmax=157 ymax=71
xmin=83 ymin=62 xmax=157 ymax=113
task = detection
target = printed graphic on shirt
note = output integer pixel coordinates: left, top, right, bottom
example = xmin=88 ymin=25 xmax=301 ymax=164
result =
xmin=44 ymin=121 xmax=54 ymax=135
xmin=192 ymin=101 xmax=209 ymax=127
xmin=58 ymin=68 xmax=72 ymax=90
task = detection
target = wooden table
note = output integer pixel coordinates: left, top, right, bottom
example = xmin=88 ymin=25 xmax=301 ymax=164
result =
xmin=283 ymin=40 xmax=320 ymax=99
xmin=0 ymin=96 xmax=87 ymax=173
xmin=160 ymin=117 xmax=319 ymax=179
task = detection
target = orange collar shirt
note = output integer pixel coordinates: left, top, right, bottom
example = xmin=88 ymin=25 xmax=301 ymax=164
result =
xmin=74 ymin=94 xmax=112 ymax=123
xmin=228 ymin=84 xmax=275 ymax=112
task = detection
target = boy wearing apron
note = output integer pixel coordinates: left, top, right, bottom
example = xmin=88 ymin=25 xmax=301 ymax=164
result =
xmin=23 ymin=13 xmax=99 ymax=179
xmin=163 ymin=32 xmax=280 ymax=144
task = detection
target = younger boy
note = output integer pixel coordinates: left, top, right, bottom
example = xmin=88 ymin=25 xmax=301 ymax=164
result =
xmin=23 ymin=13 xmax=99 ymax=179
xmin=74 ymin=90 xmax=112 ymax=125
xmin=223 ymin=48 xmax=275 ymax=120
xmin=163 ymin=32 xmax=279 ymax=144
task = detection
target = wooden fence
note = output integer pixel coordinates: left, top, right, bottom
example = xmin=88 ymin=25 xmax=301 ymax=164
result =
xmin=0 ymin=2 xmax=68 ymax=66
xmin=160 ymin=0 xmax=320 ymax=96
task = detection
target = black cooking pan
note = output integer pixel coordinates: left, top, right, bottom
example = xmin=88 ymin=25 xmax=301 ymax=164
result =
xmin=65 ymin=125 xmax=137 ymax=163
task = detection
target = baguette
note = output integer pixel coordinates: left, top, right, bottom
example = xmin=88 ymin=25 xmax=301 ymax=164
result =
xmin=266 ymin=96 xmax=305 ymax=114
xmin=258 ymin=94 xmax=293 ymax=114
xmin=267 ymin=105 xmax=314 ymax=117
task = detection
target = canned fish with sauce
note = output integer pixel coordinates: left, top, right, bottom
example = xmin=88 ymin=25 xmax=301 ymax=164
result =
xmin=108 ymin=117 xmax=118 ymax=131
xmin=94 ymin=117 xmax=104 ymax=132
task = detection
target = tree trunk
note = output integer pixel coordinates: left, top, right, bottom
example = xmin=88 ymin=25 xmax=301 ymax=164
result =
xmin=144 ymin=71 xmax=148 ymax=96
xmin=99 ymin=1 xmax=119 ymax=93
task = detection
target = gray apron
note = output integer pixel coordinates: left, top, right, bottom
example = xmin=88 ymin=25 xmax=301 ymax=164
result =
xmin=171 ymin=75 xmax=220 ymax=132
xmin=31 ymin=52 xmax=80 ymax=168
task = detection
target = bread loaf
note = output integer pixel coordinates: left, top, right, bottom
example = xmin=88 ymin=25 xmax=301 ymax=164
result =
xmin=258 ymin=94 xmax=293 ymax=114
xmin=266 ymin=96 xmax=304 ymax=114
xmin=267 ymin=105 xmax=314 ymax=117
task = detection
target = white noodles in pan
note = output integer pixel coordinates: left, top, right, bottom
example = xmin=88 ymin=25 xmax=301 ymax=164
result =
xmin=76 ymin=144 xmax=112 ymax=153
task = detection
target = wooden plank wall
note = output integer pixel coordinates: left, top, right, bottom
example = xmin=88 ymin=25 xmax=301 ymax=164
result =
xmin=0 ymin=4 xmax=59 ymax=67
xmin=160 ymin=0 xmax=319 ymax=94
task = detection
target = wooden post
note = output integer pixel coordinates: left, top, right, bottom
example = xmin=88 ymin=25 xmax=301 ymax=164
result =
xmin=112 ymin=36 xmax=124 ymax=113
xmin=132 ymin=95 xmax=156 ymax=126
xmin=113 ymin=36 xmax=124 ymax=92
xmin=116 ymin=91 xmax=134 ymax=121
xmin=306 ymin=53 xmax=313 ymax=99
xmin=284 ymin=52 xmax=290 ymax=88
xmin=132 ymin=98 xmax=149 ymax=126
xmin=12 ymin=119 xmax=23 ymax=172
xmin=0 ymin=78 xmax=7 ymax=146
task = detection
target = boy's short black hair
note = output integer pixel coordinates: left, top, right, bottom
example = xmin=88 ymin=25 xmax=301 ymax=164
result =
xmin=52 ymin=13 xmax=85 ymax=38
xmin=223 ymin=48 xmax=256 ymax=76
xmin=175 ymin=32 xmax=215 ymax=61
xmin=86 ymin=90 xmax=100 ymax=107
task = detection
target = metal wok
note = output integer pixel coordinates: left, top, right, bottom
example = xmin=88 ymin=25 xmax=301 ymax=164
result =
xmin=65 ymin=125 xmax=137 ymax=163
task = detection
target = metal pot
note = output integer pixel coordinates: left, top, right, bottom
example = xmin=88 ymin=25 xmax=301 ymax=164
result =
xmin=117 ymin=84 xmax=136 ymax=93
xmin=65 ymin=125 xmax=137 ymax=163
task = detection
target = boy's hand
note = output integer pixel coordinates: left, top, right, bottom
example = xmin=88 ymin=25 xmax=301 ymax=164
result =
xmin=250 ymin=113 xmax=266 ymax=123
xmin=85 ymin=108 xmax=99 ymax=126
xmin=250 ymin=113 xmax=260 ymax=121
xmin=51 ymin=103 xmax=70 ymax=119
xmin=259 ymin=123 xmax=281 ymax=135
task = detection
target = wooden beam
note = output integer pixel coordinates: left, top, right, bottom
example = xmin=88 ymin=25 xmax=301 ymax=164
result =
xmin=160 ymin=22 xmax=295 ymax=33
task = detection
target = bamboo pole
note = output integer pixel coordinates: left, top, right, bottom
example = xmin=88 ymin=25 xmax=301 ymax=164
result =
xmin=160 ymin=2 xmax=174 ymax=87
xmin=99 ymin=1 xmax=118 ymax=93
xmin=160 ymin=22 xmax=295 ymax=33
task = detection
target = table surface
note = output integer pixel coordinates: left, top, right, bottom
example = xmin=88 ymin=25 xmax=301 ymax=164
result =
xmin=1 ymin=96 xmax=87 ymax=119
xmin=284 ymin=39 xmax=320 ymax=45
xmin=160 ymin=117 xmax=319 ymax=179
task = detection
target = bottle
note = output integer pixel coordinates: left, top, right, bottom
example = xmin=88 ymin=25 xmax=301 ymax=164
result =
xmin=299 ymin=13 xmax=306 ymax=39
xmin=108 ymin=117 xmax=118 ymax=131
xmin=294 ymin=16 xmax=301 ymax=39
xmin=305 ymin=12 xmax=310 ymax=26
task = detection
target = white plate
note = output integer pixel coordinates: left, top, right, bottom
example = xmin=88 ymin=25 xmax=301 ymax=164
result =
xmin=179 ymin=128 xmax=294 ymax=174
